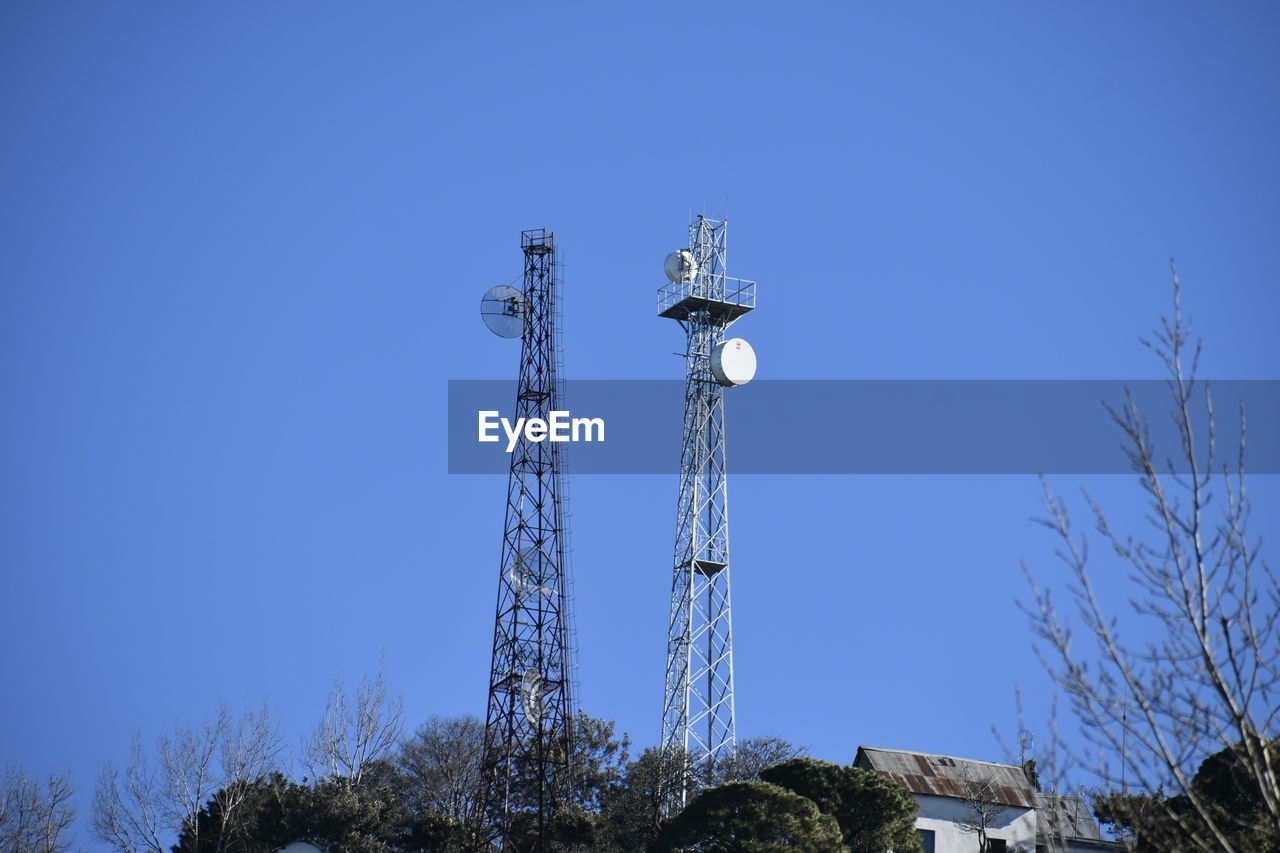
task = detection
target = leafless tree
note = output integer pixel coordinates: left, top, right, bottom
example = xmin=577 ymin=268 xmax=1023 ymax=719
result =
xmin=955 ymin=765 xmax=1009 ymax=853
xmin=702 ymin=735 xmax=807 ymax=786
xmin=396 ymin=714 xmax=485 ymax=823
xmin=155 ymin=707 xmax=227 ymax=849
xmin=302 ymin=661 xmax=405 ymax=787
xmin=1 ymin=764 xmax=76 ymax=853
xmin=93 ymin=702 xmax=282 ymax=853
xmin=598 ymin=745 xmax=697 ymax=850
xmin=205 ymin=701 xmax=283 ymax=850
xmin=94 ymin=734 xmax=167 ymax=853
xmin=1022 ymin=264 xmax=1279 ymax=852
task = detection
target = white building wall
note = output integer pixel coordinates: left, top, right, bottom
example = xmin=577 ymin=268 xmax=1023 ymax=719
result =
xmin=913 ymin=793 xmax=1038 ymax=853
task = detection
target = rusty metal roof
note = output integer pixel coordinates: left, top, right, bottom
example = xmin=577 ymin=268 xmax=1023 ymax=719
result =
xmin=854 ymin=746 xmax=1038 ymax=809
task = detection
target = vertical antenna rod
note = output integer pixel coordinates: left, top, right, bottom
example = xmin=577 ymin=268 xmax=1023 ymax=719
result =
xmin=657 ymin=216 xmax=758 ymax=805
xmin=480 ymin=229 xmax=576 ymax=851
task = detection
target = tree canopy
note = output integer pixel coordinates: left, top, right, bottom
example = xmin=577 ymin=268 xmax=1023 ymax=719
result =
xmin=652 ymin=781 xmax=845 ymax=853
xmin=760 ymin=758 xmax=921 ymax=853
xmin=88 ymin=681 xmax=908 ymax=853
xmin=1095 ymin=741 xmax=1280 ymax=853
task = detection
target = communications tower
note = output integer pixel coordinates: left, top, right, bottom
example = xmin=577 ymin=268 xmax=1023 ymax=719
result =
xmin=658 ymin=216 xmax=758 ymax=798
xmin=477 ymin=229 xmax=576 ymax=851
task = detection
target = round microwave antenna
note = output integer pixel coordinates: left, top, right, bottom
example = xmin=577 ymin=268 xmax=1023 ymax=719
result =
xmin=664 ymin=249 xmax=697 ymax=283
xmin=519 ymin=670 xmax=544 ymax=724
xmin=710 ymin=337 xmax=757 ymax=386
xmin=508 ymin=546 xmax=551 ymax=599
xmin=480 ymin=285 xmax=527 ymax=338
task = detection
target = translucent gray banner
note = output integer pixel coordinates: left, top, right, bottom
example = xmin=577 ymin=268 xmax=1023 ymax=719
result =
xmin=447 ymin=380 xmax=1280 ymax=474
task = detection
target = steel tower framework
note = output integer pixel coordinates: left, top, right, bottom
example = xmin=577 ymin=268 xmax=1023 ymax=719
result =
xmin=480 ymin=229 xmax=576 ymax=852
xmin=658 ymin=216 xmax=756 ymax=793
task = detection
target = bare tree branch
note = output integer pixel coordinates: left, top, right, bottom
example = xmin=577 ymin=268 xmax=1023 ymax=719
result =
xmin=93 ymin=734 xmax=168 ymax=853
xmin=397 ymin=714 xmax=485 ymax=824
xmin=956 ymin=765 xmax=1010 ymax=853
xmin=1021 ymin=264 xmax=1279 ymax=852
xmin=302 ymin=659 xmax=405 ymax=787
xmin=93 ymin=703 xmax=282 ymax=853
xmin=1 ymin=764 xmax=76 ymax=853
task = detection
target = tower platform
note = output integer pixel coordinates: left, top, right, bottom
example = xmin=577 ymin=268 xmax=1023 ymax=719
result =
xmin=658 ymin=278 xmax=756 ymax=324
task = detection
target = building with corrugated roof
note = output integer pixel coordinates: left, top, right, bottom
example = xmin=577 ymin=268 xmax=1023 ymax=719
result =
xmin=854 ymin=746 xmax=1120 ymax=853
xmin=1036 ymin=793 xmax=1122 ymax=852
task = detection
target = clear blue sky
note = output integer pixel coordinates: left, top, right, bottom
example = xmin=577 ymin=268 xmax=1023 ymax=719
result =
xmin=2 ymin=3 xmax=1277 ymax=849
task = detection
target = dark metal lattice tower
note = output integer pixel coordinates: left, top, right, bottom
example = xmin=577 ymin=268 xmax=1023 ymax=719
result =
xmin=479 ymin=229 xmax=575 ymax=852
xmin=658 ymin=216 xmax=757 ymax=801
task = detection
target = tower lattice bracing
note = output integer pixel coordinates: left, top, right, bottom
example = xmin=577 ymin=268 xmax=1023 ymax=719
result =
xmin=480 ymin=229 xmax=575 ymax=852
xmin=658 ymin=216 xmax=756 ymax=798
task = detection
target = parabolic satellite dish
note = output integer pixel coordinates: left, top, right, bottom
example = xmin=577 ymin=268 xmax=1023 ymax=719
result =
xmin=664 ymin=249 xmax=697 ymax=284
xmin=481 ymin=285 xmax=527 ymax=338
xmin=508 ymin=546 xmax=551 ymax=599
xmin=711 ymin=338 xmax=757 ymax=387
xmin=519 ymin=670 xmax=544 ymax=724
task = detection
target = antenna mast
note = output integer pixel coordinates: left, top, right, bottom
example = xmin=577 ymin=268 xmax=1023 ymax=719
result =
xmin=479 ymin=229 xmax=576 ymax=851
xmin=658 ymin=216 xmax=758 ymax=805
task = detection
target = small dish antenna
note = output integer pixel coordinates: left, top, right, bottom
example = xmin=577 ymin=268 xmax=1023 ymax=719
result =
xmin=664 ymin=249 xmax=697 ymax=283
xmin=481 ymin=285 xmax=527 ymax=338
xmin=519 ymin=670 xmax=544 ymax=724
xmin=508 ymin=546 xmax=553 ymax=599
xmin=711 ymin=337 xmax=757 ymax=386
